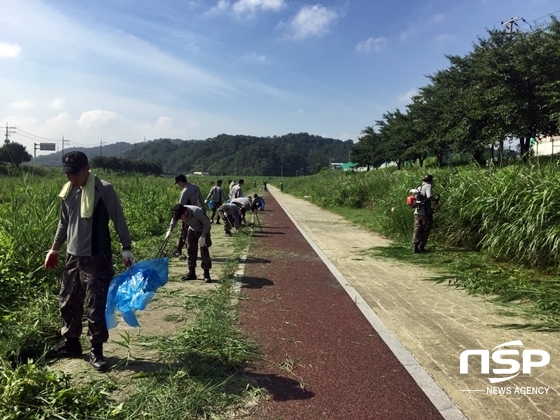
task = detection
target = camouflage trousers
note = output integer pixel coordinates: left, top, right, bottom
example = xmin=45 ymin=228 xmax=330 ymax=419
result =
xmin=176 ymin=220 xmax=189 ymax=253
xmin=186 ymin=229 xmax=212 ymax=270
xmin=412 ymin=214 xmax=433 ymax=246
xmin=210 ymin=201 xmax=223 ymax=222
xmin=59 ymin=254 xmax=114 ymax=344
xmin=217 ymin=210 xmax=236 ymax=233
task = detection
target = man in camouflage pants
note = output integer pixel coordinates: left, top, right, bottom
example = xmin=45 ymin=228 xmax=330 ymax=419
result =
xmin=167 ymin=204 xmax=213 ymax=282
xmin=44 ymin=151 xmax=134 ymax=372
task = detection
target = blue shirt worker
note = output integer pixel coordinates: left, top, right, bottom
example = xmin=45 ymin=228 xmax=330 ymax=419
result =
xmin=167 ymin=204 xmax=212 ymax=282
xmin=44 ymin=151 xmax=134 ymax=372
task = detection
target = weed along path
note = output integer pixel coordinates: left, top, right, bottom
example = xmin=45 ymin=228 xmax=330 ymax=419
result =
xmin=246 ymin=186 xmax=560 ymax=420
xmin=238 ymin=193 xmax=450 ymax=419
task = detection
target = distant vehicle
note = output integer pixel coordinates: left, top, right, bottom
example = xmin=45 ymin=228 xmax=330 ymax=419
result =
xmin=193 ymin=171 xmax=210 ymax=176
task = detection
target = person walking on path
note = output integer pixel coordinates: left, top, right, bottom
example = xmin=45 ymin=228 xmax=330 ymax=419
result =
xmin=412 ymin=174 xmax=435 ymax=253
xmin=172 ymin=174 xmax=204 ymax=258
xmin=230 ymin=179 xmax=244 ymax=200
xmin=167 ymin=204 xmax=213 ymax=282
xmin=205 ymin=179 xmax=226 ymax=224
xmin=44 ymin=151 xmax=134 ymax=372
xmin=217 ymin=202 xmax=246 ymax=236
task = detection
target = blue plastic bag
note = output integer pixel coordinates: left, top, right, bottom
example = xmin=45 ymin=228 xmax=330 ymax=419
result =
xmin=207 ymin=199 xmax=213 ymax=210
xmin=105 ymin=257 xmax=169 ymax=329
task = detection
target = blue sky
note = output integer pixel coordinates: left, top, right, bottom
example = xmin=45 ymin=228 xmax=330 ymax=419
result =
xmin=1 ymin=0 xmax=559 ymax=156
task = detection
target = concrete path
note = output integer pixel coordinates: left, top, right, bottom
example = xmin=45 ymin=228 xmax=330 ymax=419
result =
xmin=269 ymin=186 xmax=560 ymax=420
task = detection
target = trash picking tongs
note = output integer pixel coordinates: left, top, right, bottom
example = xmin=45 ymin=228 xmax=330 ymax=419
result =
xmin=155 ymin=235 xmax=171 ymax=259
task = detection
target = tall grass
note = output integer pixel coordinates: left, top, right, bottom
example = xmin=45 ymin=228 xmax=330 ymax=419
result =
xmin=0 ymin=168 xmax=260 ymax=418
xmin=280 ymin=163 xmax=560 ymax=271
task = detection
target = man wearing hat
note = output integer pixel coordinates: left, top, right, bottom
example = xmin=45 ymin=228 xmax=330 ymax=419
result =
xmin=412 ymin=174 xmax=435 ymax=253
xmin=44 ymin=151 xmax=134 ymax=372
xmin=169 ymin=204 xmax=213 ymax=282
xmin=170 ymin=174 xmax=205 ymax=258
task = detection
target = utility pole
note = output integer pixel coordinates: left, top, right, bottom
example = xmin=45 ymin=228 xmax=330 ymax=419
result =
xmin=281 ymin=165 xmax=283 ymax=178
xmin=501 ymin=16 xmax=526 ymax=37
xmin=61 ymin=135 xmax=69 ymax=154
xmin=4 ymin=122 xmax=16 ymax=144
xmin=100 ymin=139 xmax=104 ymax=157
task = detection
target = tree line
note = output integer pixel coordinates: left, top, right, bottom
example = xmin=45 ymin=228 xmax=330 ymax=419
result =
xmin=123 ymin=132 xmax=352 ymax=176
xmin=352 ymin=16 xmax=560 ymax=169
xmin=90 ymin=156 xmax=163 ymax=175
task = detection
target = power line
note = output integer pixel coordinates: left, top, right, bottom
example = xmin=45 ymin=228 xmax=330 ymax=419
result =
xmin=527 ymin=8 xmax=560 ymax=24
xmin=16 ymin=128 xmax=58 ymax=142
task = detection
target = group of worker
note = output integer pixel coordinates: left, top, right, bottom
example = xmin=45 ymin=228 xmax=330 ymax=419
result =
xmin=42 ymin=151 xmax=266 ymax=373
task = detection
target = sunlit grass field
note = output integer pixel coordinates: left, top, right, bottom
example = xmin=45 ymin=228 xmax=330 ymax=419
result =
xmin=275 ymin=162 xmax=560 ymax=330
xmin=0 ymin=166 xmax=264 ymax=419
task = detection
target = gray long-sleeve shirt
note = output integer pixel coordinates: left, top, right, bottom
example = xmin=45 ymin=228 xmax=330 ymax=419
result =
xmin=179 ymin=183 xmax=204 ymax=207
xmin=231 ymin=197 xmax=251 ymax=210
xmin=218 ymin=203 xmax=242 ymax=230
xmin=206 ymin=185 xmax=225 ymax=203
xmin=230 ymin=184 xmax=243 ymax=199
xmin=169 ymin=205 xmax=210 ymax=234
xmin=53 ymin=177 xmax=132 ymax=256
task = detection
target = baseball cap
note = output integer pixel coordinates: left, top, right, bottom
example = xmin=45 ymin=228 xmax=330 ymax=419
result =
xmin=62 ymin=151 xmax=88 ymax=174
xmin=174 ymin=174 xmax=187 ymax=184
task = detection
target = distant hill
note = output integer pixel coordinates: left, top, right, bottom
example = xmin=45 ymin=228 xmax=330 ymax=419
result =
xmin=34 ymin=133 xmax=352 ymax=176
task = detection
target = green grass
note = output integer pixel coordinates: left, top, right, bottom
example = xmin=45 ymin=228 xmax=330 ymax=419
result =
xmin=278 ymin=164 xmax=560 ymax=329
xmin=0 ymin=167 xmax=262 ymax=419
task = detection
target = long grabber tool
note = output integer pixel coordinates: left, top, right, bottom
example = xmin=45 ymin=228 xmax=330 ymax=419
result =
xmin=155 ymin=235 xmax=171 ymax=259
xmin=252 ymin=211 xmax=263 ymax=232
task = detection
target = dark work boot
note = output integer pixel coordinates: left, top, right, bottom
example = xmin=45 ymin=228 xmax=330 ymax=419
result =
xmin=46 ymin=338 xmax=82 ymax=359
xmin=418 ymin=243 xmax=426 ymax=253
xmin=413 ymin=243 xmax=420 ymax=254
xmin=203 ymin=270 xmax=212 ymax=283
xmin=90 ymin=343 xmax=109 ymax=372
xmin=182 ymin=268 xmax=197 ymax=281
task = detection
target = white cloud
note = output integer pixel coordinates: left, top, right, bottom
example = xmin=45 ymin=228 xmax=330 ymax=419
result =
xmin=76 ymin=110 xmax=123 ymax=130
xmin=48 ymin=97 xmax=65 ymax=110
xmin=398 ymin=88 xmax=418 ymax=104
xmin=281 ymin=5 xmax=338 ymax=40
xmin=209 ymin=0 xmax=284 ymax=17
xmin=355 ymin=37 xmax=387 ymax=53
xmin=0 ymin=42 xmax=21 ymax=58
xmin=232 ymin=0 xmax=285 ymax=15
xmin=154 ymin=116 xmax=173 ymax=130
xmin=242 ymin=51 xmax=267 ymax=63
xmin=207 ymin=0 xmax=230 ymax=15
xmin=9 ymin=99 xmax=37 ymax=110
xmin=46 ymin=112 xmax=73 ymax=127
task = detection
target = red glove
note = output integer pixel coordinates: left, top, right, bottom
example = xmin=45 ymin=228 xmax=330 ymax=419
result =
xmin=44 ymin=250 xmax=59 ymax=270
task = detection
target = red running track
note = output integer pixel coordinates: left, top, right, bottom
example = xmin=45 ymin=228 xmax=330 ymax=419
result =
xmin=238 ymin=194 xmax=444 ymax=420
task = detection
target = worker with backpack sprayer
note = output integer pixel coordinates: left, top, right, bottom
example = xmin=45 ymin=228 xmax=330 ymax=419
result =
xmin=407 ymin=174 xmax=439 ymax=253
